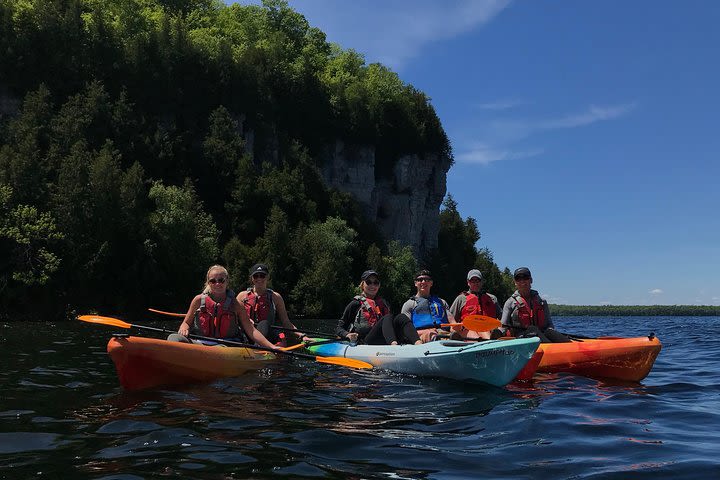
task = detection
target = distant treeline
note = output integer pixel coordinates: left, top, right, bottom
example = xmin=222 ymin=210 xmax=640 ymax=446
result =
xmin=0 ymin=0 xmax=513 ymax=320
xmin=550 ymin=305 xmax=720 ymax=316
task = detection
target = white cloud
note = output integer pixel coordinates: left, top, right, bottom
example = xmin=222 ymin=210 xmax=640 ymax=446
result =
xmin=476 ymin=99 xmax=525 ymax=111
xmin=456 ymin=145 xmax=542 ymax=165
xmin=274 ymin=0 xmax=512 ymax=70
xmin=649 ymin=289 xmax=663 ymax=295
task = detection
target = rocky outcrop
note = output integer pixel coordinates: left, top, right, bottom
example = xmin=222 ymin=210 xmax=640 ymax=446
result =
xmin=321 ymin=140 xmax=451 ymax=254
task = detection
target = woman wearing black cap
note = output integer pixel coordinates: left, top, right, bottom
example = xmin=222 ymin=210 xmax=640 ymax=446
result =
xmin=498 ymin=267 xmax=570 ymax=343
xmin=336 ymin=270 xmax=422 ymax=345
xmin=236 ymin=263 xmax=307 ymax=346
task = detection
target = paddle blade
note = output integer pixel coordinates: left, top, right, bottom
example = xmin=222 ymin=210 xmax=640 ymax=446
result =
xmin=148 ymin=308 xmax=185 ymax=318
xmin=462 ymin=315 xmax=501 ymax=332
xmin=77 ymin=315 xmax=132 ymax=329
xmin=279 ymin=343 xmax=306 ymax=352
xmin=315 ymin=356 xmax=373 ymax=369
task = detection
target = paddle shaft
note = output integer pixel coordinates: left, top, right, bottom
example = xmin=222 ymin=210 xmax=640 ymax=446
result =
xmin=271 ymin=326 xmax=338 ymax=339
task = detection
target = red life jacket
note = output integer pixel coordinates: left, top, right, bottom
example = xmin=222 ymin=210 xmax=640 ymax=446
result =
xmin=511 ymin=292 xmax=547 ymax=329
xmin=193 ymin=291 xmax=240 ymax=338
xmin=460 ymin=291 xmax=498 ymax=319
xmin=244 ymin=288 xmax=276 ymax=324
xmin=354 ymin=295 xmax=389 ymax=328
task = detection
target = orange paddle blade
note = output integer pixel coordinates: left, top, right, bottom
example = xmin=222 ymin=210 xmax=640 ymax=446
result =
xmin=461 ymin=315 xmax=501 ymax=332
xmin=279 ymin=343 xmax=306 ymax=352
xmin=315 ymin=356 xmax=373 ymax=369
xmin=78 ymin=315 xmax=132 ymax=329
xmin=148 ymin=308 xmax=185 ymax=318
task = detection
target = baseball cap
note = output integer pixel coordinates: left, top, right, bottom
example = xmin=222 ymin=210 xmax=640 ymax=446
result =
xmin=513 ymin=267 xmax=531 ymax=278
xmin=467 ymin=269 xmax=483 ymax=281
xmin=361 ymin=270 xmax=379 ymax=281
xmin=249 ymin=263 xmax=269 ymax=275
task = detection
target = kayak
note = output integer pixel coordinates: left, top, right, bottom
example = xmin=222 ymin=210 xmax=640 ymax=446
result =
xmin=107 ymin=335 xmax=276 ymax=390
xmin=308 ymin=337 xmax=541 ymax=387
xmin=536 ymin=335 xmax=662 ymax=381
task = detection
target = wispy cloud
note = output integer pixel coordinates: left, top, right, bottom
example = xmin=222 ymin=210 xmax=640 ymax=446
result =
xmin=457 ymin=102 xmax=638 ymax=164
xmin=476 ymin=99 xmax=525 ymax=111
xmin=649 ymin=289 xmax=663 ymax=295
xmin=456 ymin=144 xmax=543 ymax=165
xmin=270 ymin=0 xmax=512 ymax=70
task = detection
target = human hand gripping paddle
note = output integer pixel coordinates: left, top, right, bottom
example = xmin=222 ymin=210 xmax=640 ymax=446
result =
xmin=440 ymin=314 xmax=501 ymax=332
xmin=77 ymin=315 xmax=372 ymax=369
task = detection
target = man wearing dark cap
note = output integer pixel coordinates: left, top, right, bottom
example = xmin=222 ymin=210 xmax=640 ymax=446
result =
xmin=400 ymin=269 xmax=455 ymax=343
xmin=497 ymin=267 xmax=570 ymax=343
xmin=449 ymin=269 xmax=501 ymax=340
xmin=236 ymin=263 xmax=308 ymax=346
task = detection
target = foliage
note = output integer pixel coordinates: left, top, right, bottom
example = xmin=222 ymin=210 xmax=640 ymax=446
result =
xmin=550 ymin=305 xmax=720 ymax=317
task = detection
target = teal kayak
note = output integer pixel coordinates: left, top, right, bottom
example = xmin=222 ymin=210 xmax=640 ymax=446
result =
xmin=308 ymin=337 xmax=540 ymax=387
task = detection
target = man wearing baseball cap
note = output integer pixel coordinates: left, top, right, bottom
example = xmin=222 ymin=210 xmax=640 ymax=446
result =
xmin=498 ymin=267 xmax=570 ymax=343
xmin=448 ymin=269 xmax=501 ymax=340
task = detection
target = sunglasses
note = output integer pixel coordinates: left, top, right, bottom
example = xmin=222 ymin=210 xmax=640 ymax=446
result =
xmin=514 ymin=275 xmax=531 ymax=281
xmin=208 ymin=277 xmax=226 ymax=284
xmin=468 ymin=278 xmax=482 ymax=283
xmin=365 ymin=280 xmax=380 ymax=286
xmin=415 ymin=277 xmax=432 ymax=282
xmin=252 ymin=273 xmax=267 ymax=279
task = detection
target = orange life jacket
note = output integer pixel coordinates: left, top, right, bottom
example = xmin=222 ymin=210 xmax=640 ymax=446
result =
xmin=460 ymin=291 xmax=498 ymax=319
xmin=193 ymin=291 xmax=240 ymax=338
xmin=510 ymin=292 xmax=547 ymax=329
xmin=243 ymin=288 xmax=276 ymax=324
xmin=353 ymin=295 xmax=389 ymax=329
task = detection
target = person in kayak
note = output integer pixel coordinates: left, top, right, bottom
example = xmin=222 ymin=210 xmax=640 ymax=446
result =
xmin=336 ymin=270 xmax=422 ymax=345
xmin=497 ymin=267 xmax=571 ymax=343
xmin=449 ymin=269 xmax=501 ymax=340
xmin=170 ymin=265 xmax=278 ymax=348
xmin=401 ymin=269 xmax=456 ymax=343
xmin=236 ymin=263 xmax=307 ymax=346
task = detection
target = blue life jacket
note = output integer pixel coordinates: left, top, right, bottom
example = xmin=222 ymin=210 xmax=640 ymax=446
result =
xmin=411 ymin=296 xmax=447 ymax=329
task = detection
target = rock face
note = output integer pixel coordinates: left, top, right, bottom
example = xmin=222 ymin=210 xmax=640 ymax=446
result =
xmin=321 ymin=140 xmax=451 ymax=254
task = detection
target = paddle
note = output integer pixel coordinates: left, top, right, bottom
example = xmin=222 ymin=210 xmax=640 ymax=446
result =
xmin=77 ymin=315 xmax=372 ymax=369
xmin=148 ymin=308 xmax=185 ymax=318
xmin=440 ymin=314 xmax=501 ymax=332
xmin=148 ymin=308 xmax=337 ymax=339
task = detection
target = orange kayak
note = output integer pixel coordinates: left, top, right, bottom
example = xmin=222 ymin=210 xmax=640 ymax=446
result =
xmin=536 ymin=335 xmax=661 ymax=381
xmin=107 ymin=335 xmax=276 ymax=390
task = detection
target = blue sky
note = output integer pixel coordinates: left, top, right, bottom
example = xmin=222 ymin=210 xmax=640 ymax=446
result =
xmin=238 ymin=1 xmax=719 ymax=306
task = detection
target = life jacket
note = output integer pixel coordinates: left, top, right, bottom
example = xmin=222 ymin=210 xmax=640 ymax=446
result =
xmin=510 ymin=291 xmax=547 ymax=329
xmin=460 ymin=291 xmax=498 ymax=319
xmin=244 ymin=288 xmax=276 ymax=324
xmin=352 ymin=295 xmax=389 ymax=330
xmin=193 ymin=290 xmax=240 ymax=339
xmin=410 ymin=296 xmax=447 ymax=329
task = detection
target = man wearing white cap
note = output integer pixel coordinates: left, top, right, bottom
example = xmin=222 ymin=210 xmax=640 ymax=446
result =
xmin=449 ymin=269 xmax=501 ymax=340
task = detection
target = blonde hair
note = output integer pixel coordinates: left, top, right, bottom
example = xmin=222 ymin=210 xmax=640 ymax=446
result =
xmin=202 ymin=265 xmax=229 ymax=294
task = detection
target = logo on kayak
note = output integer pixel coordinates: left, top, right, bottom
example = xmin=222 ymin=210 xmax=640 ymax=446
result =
xmin=376 ymin=351 xmax=396 ymax=357
xmin=474 ymin=349 xmax=513 ymax=358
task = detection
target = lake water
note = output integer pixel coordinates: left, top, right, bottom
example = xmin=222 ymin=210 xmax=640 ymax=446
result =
xmin=1 ymin=316 xmax=718 ymax=479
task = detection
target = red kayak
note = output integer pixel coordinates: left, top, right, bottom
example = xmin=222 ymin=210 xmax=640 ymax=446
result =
xmin=536 ymin=335 xmax=662 ymax=381
xmin=107 ymin=335 xmax=276 ymax=390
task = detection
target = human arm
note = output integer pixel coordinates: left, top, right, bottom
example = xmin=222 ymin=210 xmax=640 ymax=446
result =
xmin=178 ymin=295 xmax=201 ymax=336
xmin=442 ymin=299 xmax=456 ymax=324
xmin=541 ymin=297 xmax=554 ymax=330
xmin=448 ymin=295 xmax=465 ymax=321
xmin=336 ymin=300 xmax=361 ymax=342
xmin=498 ymin=298 xmax=515 ymax=335
xmin=273 ymin=292 xmax=307 ymax=341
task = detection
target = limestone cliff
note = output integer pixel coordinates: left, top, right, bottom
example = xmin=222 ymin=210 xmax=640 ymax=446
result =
xmin=321 ymin=140 xmax=451 ymax=254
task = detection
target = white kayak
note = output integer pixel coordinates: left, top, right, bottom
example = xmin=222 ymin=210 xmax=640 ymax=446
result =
xmin=308 ymin=337 xmax=540 ymax=387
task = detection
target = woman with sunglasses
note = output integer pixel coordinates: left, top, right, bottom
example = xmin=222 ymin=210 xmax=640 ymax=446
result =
xmin=236 ymin=263 xmax=307 ymax=346
xmin=400 ymin=269 xmax=456 ymax=343
xmin=498 ymin=267 xmax=570 ymax=343
xmin=336 ymin=270 xmax=422 ymax=345
xmin=171 ymin=265 xmax=278 ymax=348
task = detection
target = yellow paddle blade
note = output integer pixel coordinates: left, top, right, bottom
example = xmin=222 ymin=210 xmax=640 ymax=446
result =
xmin=77 ymin=315 xmax=132 ymax=329
xmin=315 ymin=356 xmax=373 ymax=369
xmin=461 ymin=314 xmax=501 ymax=332
xmin=148 ymin=308 xmax=185 ymax=318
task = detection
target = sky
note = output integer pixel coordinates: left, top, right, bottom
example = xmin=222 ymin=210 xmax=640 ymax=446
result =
xmin=237 ymin=1 xmax=720 ymax=306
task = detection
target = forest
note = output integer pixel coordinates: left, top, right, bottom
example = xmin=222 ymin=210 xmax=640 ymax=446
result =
xmin=0 ymin=0 xmax=515 ymax=320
